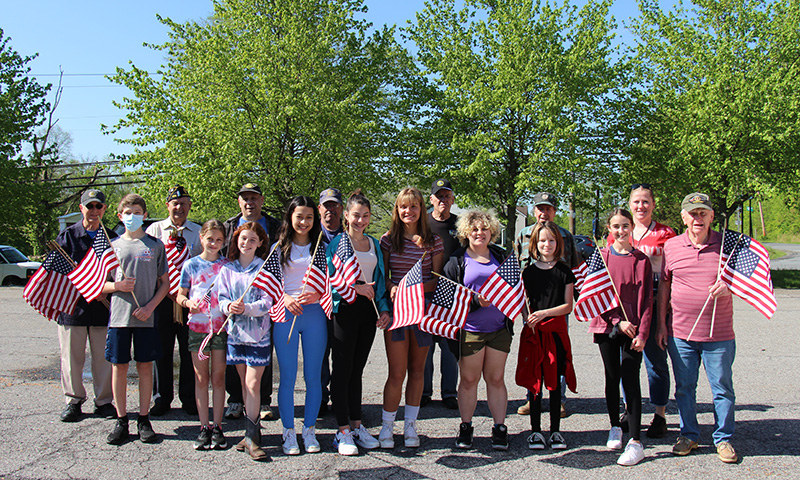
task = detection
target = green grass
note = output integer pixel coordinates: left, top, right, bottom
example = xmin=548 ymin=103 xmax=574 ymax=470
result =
xmin=771 ymin=270 xmax=800 ymax=289
xmin=766 ymin=246 xmax=788 ymax=259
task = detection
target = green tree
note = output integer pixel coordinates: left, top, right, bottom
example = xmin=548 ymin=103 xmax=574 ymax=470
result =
xmin=624 ymin=0 xmax=800 ymax=222
xmin=404 ymin=0 xmax=624 ymax=247
xmin=0 ymin=28 xmax=50 ymax=249
xmin=106 ymin=0 xmax=414 ymax=220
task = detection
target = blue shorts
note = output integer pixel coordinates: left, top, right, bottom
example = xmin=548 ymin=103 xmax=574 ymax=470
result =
xmin=105 ymin=327 xmax=161 ymax=364
xmin=227 ymin=343 xmax=271 ymax=367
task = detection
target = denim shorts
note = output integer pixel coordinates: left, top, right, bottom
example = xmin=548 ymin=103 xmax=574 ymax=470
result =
xmin=105 ymin=327 xmax=161 ymax=364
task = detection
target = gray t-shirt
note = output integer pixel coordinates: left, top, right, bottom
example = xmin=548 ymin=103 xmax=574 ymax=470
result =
xmin=109 ymin=234 xmax=167 ymax=328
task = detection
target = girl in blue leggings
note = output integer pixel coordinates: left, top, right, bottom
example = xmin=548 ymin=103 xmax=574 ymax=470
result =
xmin=273 ymin=196 xmax=328 ymax=455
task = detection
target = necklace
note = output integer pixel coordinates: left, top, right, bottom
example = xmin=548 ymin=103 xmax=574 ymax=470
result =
xmin=634 ymin=220 xmax=654 ymax=246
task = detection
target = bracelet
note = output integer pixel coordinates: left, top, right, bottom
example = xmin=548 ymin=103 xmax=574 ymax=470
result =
xmin=181 ymin=298 xmax=188 ymax=308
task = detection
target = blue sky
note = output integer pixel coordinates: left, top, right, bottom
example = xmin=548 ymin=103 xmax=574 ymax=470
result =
xmin=3 ymin=1 xmax=667 ymax=160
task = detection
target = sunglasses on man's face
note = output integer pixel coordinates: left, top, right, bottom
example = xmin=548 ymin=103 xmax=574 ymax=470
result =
xmin=84 ymin=203 xmax=104 ymax=210
xmin=630 ymin=183 xmax=652 ymax=191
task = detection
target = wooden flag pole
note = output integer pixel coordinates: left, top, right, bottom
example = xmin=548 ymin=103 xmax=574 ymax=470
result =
xmin=215 ymin=245 xmax=278 ymax=336
xmin=709 ymin=218 xmax=730 ymax=338
xmin=432 ymin=272 xmax=481 ymax=296
xmin=592 ymin=237 xmax=632 ymax=325
xmin=686 ymin=231 xmax=743 ymax=341
xmin=100 ymin=223 xmax=140 ymax=308
xmin=286 ymin=232 xmax=324 ymax=344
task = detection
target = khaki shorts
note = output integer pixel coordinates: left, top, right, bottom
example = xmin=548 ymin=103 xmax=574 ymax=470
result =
xmin=460 ymin=327 xmax=512 ymax=357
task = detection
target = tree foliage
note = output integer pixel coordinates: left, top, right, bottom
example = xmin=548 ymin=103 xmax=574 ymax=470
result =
xmin=106 ymin=0 xmax=414 ymax=220
xmin=624 ymin=0 xmax=800 ymax=221
xmin=404 ymin=0 xmax=624 ymax=246
xmin=0 ymin=28 xmax=51 ymax=249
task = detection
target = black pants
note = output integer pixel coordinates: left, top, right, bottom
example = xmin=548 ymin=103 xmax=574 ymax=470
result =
xmin=153 ymin=298 xmax=194 ymax=408
xmin=596 ymin=332 xmax=643 ymax=440
xmin=225 ymin=346 xmax=273 ymax=405
xmin=330 ymin=296 xmax=377 ymax=427
xmin=531 ymin=331 xmax=566 ymax=433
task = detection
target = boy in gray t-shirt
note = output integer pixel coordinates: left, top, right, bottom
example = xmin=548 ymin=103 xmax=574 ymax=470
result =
xmin=103 ymin=194 xmax=169 ymax=446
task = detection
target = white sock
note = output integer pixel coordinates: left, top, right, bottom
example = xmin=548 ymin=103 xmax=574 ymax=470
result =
xmin=382 ymin=409 xmax=397 ymax=424
xmin=404 ymin=405 xmax=420 ymax=422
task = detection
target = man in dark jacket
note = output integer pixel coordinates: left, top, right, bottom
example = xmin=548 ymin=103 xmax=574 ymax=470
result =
xmin=56 ymin=189 xmax=117 ymax=422
xmin=222 ymin=183 xmax=281 ymax=421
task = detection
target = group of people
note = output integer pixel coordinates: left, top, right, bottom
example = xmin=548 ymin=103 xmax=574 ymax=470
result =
xmin=50 ymin=179 xmax=741 ymax=466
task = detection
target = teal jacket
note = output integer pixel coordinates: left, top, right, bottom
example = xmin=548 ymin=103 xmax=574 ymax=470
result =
xmin=326 ymin=233 xmax=390 ymax=314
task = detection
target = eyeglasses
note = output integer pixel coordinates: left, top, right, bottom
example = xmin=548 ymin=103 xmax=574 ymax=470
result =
xmin=84 ymin=203 xmax=104 ymax=210
xmin=630 ymin=183 xmax=652 ymax=191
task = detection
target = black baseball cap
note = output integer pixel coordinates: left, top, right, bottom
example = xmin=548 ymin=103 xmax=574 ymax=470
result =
xmin=431 ymin=179 xmax=453 ymax=195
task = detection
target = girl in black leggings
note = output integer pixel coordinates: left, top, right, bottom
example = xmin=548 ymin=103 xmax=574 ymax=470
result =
xmin=326 ymin=190 xmax=391 ymax=455
xmin=586 ymin=209 xmax=653 ymax=466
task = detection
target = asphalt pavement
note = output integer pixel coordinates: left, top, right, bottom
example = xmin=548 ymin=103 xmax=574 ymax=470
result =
xmin=763 ymin=243 xmax=800 ymax=270
xmin=1 ymin=286 xmax=798 ymax=480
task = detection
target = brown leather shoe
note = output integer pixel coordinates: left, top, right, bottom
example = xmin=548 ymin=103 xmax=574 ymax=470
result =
xmin=517 ymin=401 xmax=530 ymax=415
xmin=672 ymin=436 xmax=699 ymax=456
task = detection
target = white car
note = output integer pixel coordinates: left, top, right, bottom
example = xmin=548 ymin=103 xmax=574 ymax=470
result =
xmin=0 ymin=245 xmax=41 ymax=286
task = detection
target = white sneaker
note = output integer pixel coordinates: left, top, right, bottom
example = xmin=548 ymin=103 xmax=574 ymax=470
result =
xmin=352 ymin=424 xmax=380 ymax=449
xmin=379 ymin=421 xmax=395 ymax=449
xmin=224 ymin=402 xmax=243 ymax=419
xmin=404 ymin=419 xmax=420 ymax=448
xmin=302 ymin=426 xmax=321 ymax=453
xmin=607 ymin=426 xmax=624 ymax=450
xmin=334 ymin=429 xmax=359 ymax=456
xmin=282 ymin=428 xmax=300 ymax=455
xmin=617 ymin=439 xmax=645 ymax=466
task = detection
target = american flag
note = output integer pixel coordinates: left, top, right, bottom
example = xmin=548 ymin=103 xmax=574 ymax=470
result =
xmin=479 ymin=252 xmax=525 ymax=321
xmin=419 ymin=316 xmax=460 ymax=340
xmin=719 ymin=230 xmax=777 ymax=319
xmin=573 ymin=249 xmax=619 ymax=322
xmin=253 ymin=248 xmax=285 ymax=323
xmin=303 ymin=242 xmax=333 ymax=319
xmin=23 ymin=251 xmax=80 ymax=321
xmin=572 ymin=261 xmax=588 ymax=292
xmin=195 ymin=282 xmax=215 ymax=313
xmin=330 ymin=234 xmax=361 ymax=304
xmin=67 ymin=228 xmax=120 ymax=303
xmin=165 ymin=234 xmax=189 ymax=298
xmin=426 ymin=277 xmax=472 ymax=329
xmin=390 ymin=256 xmax=425 ymax=329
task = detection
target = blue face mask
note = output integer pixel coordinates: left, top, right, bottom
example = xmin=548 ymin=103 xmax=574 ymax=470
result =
xmin=121 ymin=213 xmax=144 ymax=232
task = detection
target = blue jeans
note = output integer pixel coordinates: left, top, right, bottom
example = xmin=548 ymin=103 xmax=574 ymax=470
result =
xmin=667 ymin=337 xmax=736 ymax=445
xmin=423 ymin=336 xmax=458 ymax=399
xmin=643 ymin=325 xmax=671 ymax=407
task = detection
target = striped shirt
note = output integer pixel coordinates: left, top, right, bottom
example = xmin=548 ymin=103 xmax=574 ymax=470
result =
xmin=662 ymin=230 xmax=734 ymax=342
xmin=380 ymin=234 xmax=444 ymax=284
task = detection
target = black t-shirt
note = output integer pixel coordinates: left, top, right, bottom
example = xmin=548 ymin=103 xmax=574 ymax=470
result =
xmin=522 ymin=262 xmax=576 ymax=315
xmin=428 ymin=212 xmax=459 ymax=261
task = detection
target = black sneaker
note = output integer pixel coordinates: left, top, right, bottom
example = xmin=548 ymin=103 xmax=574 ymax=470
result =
xmin=420 ymin=395 xmax=432 ymax=407
xmin=442 ymin=397 xmax=459 ymax=410
xmin=619 ymin=411 xmax=629 ymax=433
xmin=149 ymin=399 xmax=170 ymax=417
xmin=94 ymin=403 xmax=117 ymax=419
xmin=60 ymin=403 xmax=82 ymax=422
xmin=646 ymin=413 xmax=668 ymax=438
xmin=211 ymin=425 xmax=228 ymax=450
xmin=491 ymin=424 xmax=509 ymax=451
xmin=194 ymin=425 xmax=212 ymax=450
xmin=137 ymin=415 xmax=158 ymax=443
xmin=107 ymin=416 xmax=129 ymax=445
xmin=455 ymin=422 xmax=473 ymax=449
